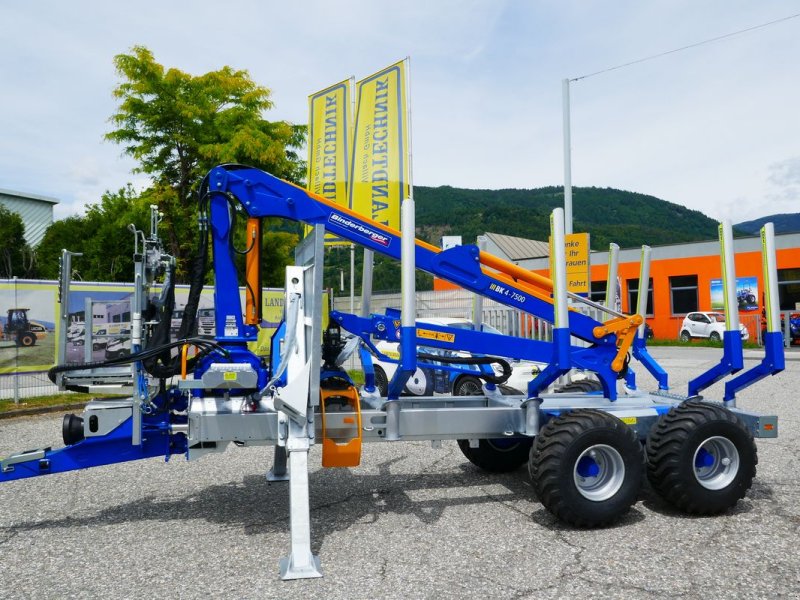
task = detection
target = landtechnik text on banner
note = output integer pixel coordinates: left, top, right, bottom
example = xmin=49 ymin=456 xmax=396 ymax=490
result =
xmin=349 ymin=59 xmax=409 ymax=230
xmin=305 ymin=78 xmax=353 ymax=244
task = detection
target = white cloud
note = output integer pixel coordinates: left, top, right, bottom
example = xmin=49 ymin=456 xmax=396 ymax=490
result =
xmin=1 ymin=0 xmax=798 ymax=230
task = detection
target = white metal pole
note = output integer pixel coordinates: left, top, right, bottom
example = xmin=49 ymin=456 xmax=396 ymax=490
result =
xmin=761 ymin=223 xmax=780 ymax=333
xmin=551 ymin=209 xmax=569 ymax=328
xmin=473 ymin=236 xmax=486 ymax=326
xmin=562 ymin=78 xmax=573 ymax=235
xmin=361 ymin=249 xmax=373 ymax=316
xmin=405 ymin=56 xmax=414 ymax=199
xmin=401 ymin=200 xmax=416 ymax=329
xmin=349 ymin=244 xmax=355 ymax=314
xmin=605 ymin=243 xmax=620 ymax=310
xmin=636 ymin=246 xmax=651 ymax=339
xmin=719 ymin=221 xmax=740 ymax=332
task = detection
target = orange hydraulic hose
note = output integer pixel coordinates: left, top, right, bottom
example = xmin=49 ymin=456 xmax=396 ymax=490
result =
xmin=245 ymin=218 xmax=261 ymax=325
xmin=181 ymin=344 xmax=190 ymax=380
xmin=480 ymin=251 xmax=554 ymax=292
xmin=483 ymin=267 xmax=555 ymax=305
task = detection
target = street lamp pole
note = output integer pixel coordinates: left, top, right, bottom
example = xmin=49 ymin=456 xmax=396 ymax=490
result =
xmin=562 ymin=78 xmax=573 ymax=235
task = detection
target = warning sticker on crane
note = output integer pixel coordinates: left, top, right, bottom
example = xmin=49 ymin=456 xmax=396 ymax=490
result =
xmin=417 ymin=328 xmax=455 ymax=343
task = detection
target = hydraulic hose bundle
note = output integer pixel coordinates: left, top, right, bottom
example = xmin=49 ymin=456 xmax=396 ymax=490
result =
xmin=48 ymin=337 xmax=229 ymax=390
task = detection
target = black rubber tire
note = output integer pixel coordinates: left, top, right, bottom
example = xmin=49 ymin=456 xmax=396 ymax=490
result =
xmin=556 ymin=379 xmax=603 ymax=394
xmin=18 ymin=332 xmax=36 ymax=347
xmin=529 ymin=409 xmax=643 ymax=527
xmin=457 ymin=437 xmax=533 ymax=473
xmin=646 ymin=401 xmax=757 ymax=515
xmin=680 ymin=330 xmax=691 ymax=342
xmin=709 ymin=331 xmax=721 ymax=342
xmin=372 ymin=365 xmax=389 ymax=397
xmin=453 ymin=375 xmax=483 ymax=396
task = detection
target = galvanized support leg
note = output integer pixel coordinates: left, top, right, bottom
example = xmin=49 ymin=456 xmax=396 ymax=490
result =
xmin=279 ymin=420 xmax=322 ymax=580
xmin=266 ymin=445 xmax=289 ymax=482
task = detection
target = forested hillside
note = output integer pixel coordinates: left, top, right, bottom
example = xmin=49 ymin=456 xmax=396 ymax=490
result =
xmin=414 ymin=185 xmax=721 ymax=248
xmin=735 ymin=213 xmax=800 ymax=235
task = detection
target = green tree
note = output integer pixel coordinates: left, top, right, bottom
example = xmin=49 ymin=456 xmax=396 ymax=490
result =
xmin=106 ymin=46 xmax=306 ymax=278
xmin=0 ymin=204 xmax=32 ymax=279
xmin=36 ymin=186 xmax=149 ymax=282
xmin=35 ymin=217 xmax=90 ymax=280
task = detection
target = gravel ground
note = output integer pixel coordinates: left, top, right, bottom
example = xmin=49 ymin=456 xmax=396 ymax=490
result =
xmin=0 ymin=347 xmax=798 ymax=599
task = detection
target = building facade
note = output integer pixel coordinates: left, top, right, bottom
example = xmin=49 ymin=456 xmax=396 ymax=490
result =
xmin=0 ymin=189 xmax=59 ymax=246
xmin=435 ymin=231 xmax=800 ymax=340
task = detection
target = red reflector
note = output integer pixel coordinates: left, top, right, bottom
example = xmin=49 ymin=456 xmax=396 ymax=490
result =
xmin=764 ymin=424 xmax=774 ymax=431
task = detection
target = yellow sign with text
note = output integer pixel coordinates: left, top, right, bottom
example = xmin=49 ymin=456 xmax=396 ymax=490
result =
xmin=565 ymin=232 xmax=590 ymax=295
xmin=249 ymin=290 xmax=330 ymax=357
xmin=349 ymin=59 xmax=409 ymax=229
xmin=306 ymin=79 xmax=352 ymax=244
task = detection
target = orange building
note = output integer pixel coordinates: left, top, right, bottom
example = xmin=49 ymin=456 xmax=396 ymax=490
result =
xmin=434 ymin=232 xmax=800 ymax=341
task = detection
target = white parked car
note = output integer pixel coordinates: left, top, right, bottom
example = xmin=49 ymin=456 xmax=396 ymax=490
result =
xmin=105 ymin=328 xmax=132 ymax=359
xmin=679 ymin=312 xmax=749 ymax=342
xmin=371 ymin=317 xmax=544 ymax=396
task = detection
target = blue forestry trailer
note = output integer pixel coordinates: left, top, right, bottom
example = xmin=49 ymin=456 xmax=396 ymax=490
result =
xmin=0 ymin=165 xmax=786 ymax=579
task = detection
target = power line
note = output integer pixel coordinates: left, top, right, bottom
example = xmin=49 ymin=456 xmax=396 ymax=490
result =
xmin=571 ymin=12 xmax=800 ymax=82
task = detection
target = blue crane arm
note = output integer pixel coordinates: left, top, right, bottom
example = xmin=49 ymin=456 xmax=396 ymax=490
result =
xmin=205 ymin=165 xmax=614 ymax=348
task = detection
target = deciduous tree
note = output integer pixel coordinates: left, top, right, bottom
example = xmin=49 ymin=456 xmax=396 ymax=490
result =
xmin=0 ymin=205 xmax=31 ymax=279
xmin=106 ymin=46 xmax=305 ymax=279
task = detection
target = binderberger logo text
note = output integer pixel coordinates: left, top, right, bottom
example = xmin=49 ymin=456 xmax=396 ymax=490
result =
xmin=329 ymin=213 xmax=391 ymax=247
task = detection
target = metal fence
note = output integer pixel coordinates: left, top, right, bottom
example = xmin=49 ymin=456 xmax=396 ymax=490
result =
xmin=333 ymin=289 xmax=555 ymax=340
xmin=2 ymin=285 xmax=796 ymax=403
xmin=0 ymin=371 xmax=60 ymax=402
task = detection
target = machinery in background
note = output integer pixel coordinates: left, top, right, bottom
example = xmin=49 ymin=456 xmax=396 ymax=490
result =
xmin=0 ymin=166 xmax=786 ymax=581
xmin=0 ymin=308 xmax=44 ymax=347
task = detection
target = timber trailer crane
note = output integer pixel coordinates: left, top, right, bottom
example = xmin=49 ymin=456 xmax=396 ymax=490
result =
xmin=0 ymin=165 xmax=786 ymax=580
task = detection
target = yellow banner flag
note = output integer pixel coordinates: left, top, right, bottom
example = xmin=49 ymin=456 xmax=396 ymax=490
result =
xmin=349 ymin=59 xmax=409 ymax=229
xmin=306 ymin=79 xmax=352 ymax=243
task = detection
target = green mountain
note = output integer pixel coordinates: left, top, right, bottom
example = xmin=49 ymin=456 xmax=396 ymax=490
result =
xmin=735 ymin=213 xmax=800 ymax=235
xmin=414 ymin=185 xmax=721 ymax=249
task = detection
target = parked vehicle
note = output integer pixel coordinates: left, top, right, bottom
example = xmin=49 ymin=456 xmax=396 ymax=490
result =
xmin=679 ymin=312 xmax=749 ymax=342
xmin=371 ymin=317 xmax=545 ymax=396
xmin=761 ymin=311 xmax=800 ymax=346
xmin=737 ymin=288 xmax=757 ymax=310
xmin=105 ymin=328 xmax=131 ymax=359
xmin=0 ymin=308 xmax=43 ymax=347
xmin=197 ymin=308 xmax=215 ymax=337
xmin=66 ymin=324 xmax=85 ymax=346
xmin=92 ymin=328 xmax=110 ymax=351
xmin=170 ymin=309 xmax=184 ymax=339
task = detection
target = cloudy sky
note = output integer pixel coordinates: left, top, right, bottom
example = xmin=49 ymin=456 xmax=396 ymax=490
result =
xmin=1 ymin=1 xmax=798 ymax=224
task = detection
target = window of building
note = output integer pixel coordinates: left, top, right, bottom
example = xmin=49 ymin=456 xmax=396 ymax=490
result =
xmin=590 ymin=281 xmax=607 ymax=304
xmin=778 ymin=268 xmax=800 ymax=310
xmin=670 ymin=275 xmax=698 ymax=315
xmin=627 ymin=278 xmax=654 ymax=316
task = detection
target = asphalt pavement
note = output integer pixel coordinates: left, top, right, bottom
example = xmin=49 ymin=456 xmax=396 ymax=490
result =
xmin=0 ymin=347 xmax=798 ymax=599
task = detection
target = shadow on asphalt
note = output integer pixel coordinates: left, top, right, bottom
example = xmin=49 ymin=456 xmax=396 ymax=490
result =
xmin=5 ymin=455 xmax=746 ymax=547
